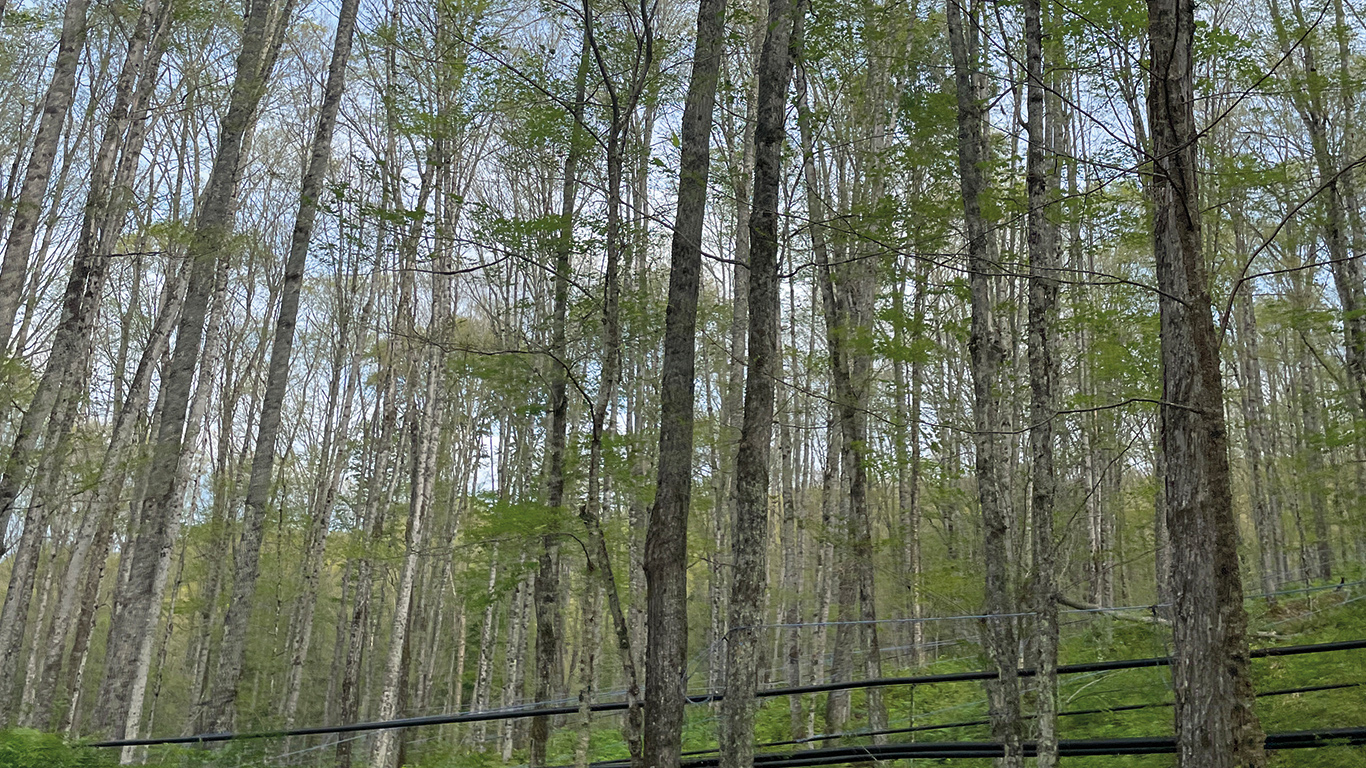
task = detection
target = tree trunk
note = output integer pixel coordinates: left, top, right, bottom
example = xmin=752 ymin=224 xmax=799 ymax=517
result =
xmin=1147 ymin=0 xmax=1266 ymax=764
xmin=0 ymin=0 xmax=90 ymax=348
xmin=281 ymin=272 xmax=372 ymax=727
xmin=0 ymin=0 xmax=168 ymax=662
xmin=573 ymin=584 xmax=602 ymax=768
xmin=1232 ymin=225 xmax=1286 ymax=597
xmin=1267 ymin=0 xmax=1366 ymax=496
xmin=718 ymin=0 xmax=795 ymax=761
xmin=25 ymin=0 xmax=173 ymax=729
xmin=643 ymin=0 xmax=726 ymax=755
xmin=794 ymin=61 xmax=859 ymax=738
xmin=1296 ymin=343 xmax=1333 ymax=579
xmin=1024 ymin=0 xmax=1058 ymax=761
xmin=92 ymin=0 xmax=293 ymax=736
xmin=498 ymin=572 xmax=531 ymax=761
xmin=470 ymin=548 xmax=502 ymax=744
xmin=372 ymin=343 xmax=445 ymax=768
xmin=897 ymin=257 xmax=926 ymax=664
xmin=947 ymin=0 xmax=1021 ymax=764
xmin=779 ymin=420 xmax=803 ymax=738
xmin=335 ymin=359 xmax=400 ymax=768
xmin=204 ymin=0 xmax=360 ymax=728
xmin=531 ymin=41 xmax=589 ymax=768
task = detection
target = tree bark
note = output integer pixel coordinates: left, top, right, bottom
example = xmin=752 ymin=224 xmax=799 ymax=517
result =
xmin=718 ymin=0 xmax=796 ymax=762
xmin=1232 ymin=225 xmax=1286 ymax=598
xmin=204 ymin=0 xmax=360 ymax=729
xmin=0 ymin=0 xmax=90 ymax=349
xmin=0 ymin=0 xmax=165 ymax=598
xmin=947 ymin=0 xmax=1021 ymax=764
xmin=1267 ymin=0 xmax=1366 ymax=493
xmin=531 ymin=41 xmax=590 ymax=768
xmin=643 ymin=0 xmax=725 ymax=755
xmin=1147 ymin=0 xmax=1266 ymax=764
xmin=1024 ymin=0 xmax=1059 ymax=761
xmin=335 ymin=361 xmax=400 ymax=768
xmin=1296 ymin=342 xmax=1333 ymax=579
xmin=281 ymin=270 xmax=373 ymax=727
xmin=92 ymin=0 xmax=293 ymax=737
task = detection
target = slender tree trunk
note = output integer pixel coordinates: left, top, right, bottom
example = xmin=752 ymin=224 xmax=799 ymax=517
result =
xmin=93 ymin=0 xmax=293 ymax=736
xmin=205 ymin=0 xmax=360 ymax=728
xmin=643 ymin=0 xmax=725 ymax=754
xmin=60 ymin=504 xmax=115 ymax=734
xmin=470 ymin=548 xmax=501 ymax=744
xmin=25 ymin=0 xmax=173 ymax=729
xmin=1024 ymin=0 xmax=1058 ymax=761
xmin=531 ymin=42 xmax=589 ymax=768
xmin=719 ymin=0 xmax=795 ymax=761
xmin=1232 ymin=218 xmax=1285 ymax=598
xmin=498 ymin=572 xmax=531 ymax=761
xmin=1296 ymin=346 xmax=1333 ymax=579
xmin=280 ymin=276 xmax=371 ymax=727
xmin=572 ymin=584 xmax=602 ymax=768
xmin=947 ymin=1 xmax=1021 ymax=764
xmin=372 ymin=344 xmax=445 ymax=768
xmin=1147 ymin=0 xmax=1266 ymax=764
xmin=15 ymin=529 xmax=64 ymax=724
xmin=793 ymin=46 xmax=839 ymax=738
xmin=905 ymin=260 xmax=926 ymax=663
xmin=336 ymin=362 xmax=400 ymax=768
xmin=779 ymin=420 xmax=803 ymax=738
xmin=0 ymin=0 xmax=167 ymax=637
xmin=0 ymin=0 xmax=90 ymax=348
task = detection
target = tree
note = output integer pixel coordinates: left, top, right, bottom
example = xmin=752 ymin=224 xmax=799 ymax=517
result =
xmin=1146 ymin=0 xmax=1265 ymax=764
xmin=0 ymin=0 xmax=89 ymax=351
xmin=531 ymin=39 xmax=591 ymax=768
xmin=202 ymin=0 xmax=361 ymax=730
xmin=1024 ymin=0 xmax=1059 ymax=763
xmin=92 ymin=0 xmax=295 ymax=737
xmin=719 ymin=0 xmax=798 ymax=755
xmin=946 ymin=0 xmax=1021 ymax=764
xmin=642 ymin=0 xmax=726 ymax=755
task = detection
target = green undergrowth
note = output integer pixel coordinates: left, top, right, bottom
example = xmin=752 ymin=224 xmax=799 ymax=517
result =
xmin=16 ymin=584 xmax=1366 ymax=767
xmin=0 ymin=729 xmax=114 ymax=768
xmin=731 ymin=586 xmax=1366 ymax=768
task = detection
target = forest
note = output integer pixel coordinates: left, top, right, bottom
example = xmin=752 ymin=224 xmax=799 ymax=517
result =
xmin=0 ymin=0 xmax=1364 ymax=763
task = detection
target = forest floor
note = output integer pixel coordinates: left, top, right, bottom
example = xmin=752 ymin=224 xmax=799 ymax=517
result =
xmin=6 ymin=575 xmax=1366 ymax=768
